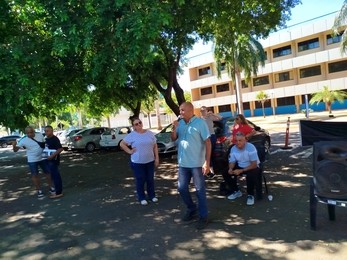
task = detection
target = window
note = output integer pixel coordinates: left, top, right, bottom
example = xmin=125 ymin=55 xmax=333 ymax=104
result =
xmin=275 ymin=71 xmax=293 ymax=82
xmin=328 ymin=60 xmax=347 ymax=73
xmin=243 ymin=102 xmax=250 ymax=110
xmin=327 ymin=33 xmax=342 ymax=45
xmin=198 ymin=66 xmax=211 ymax=77
xmin=200 ymin=86 xmax=212 ymax=96
xmin=300 ymin=65 xmax=321 ymax=78
xmin=273 ymin=45 xmax=292 ymax=58
xmin=253 ymin=76 xmax=269 ymax=86
xmin=264 ymin=51 xmax=268 ymax=61
xmin=301 ymin=94 xmax=313 ymax=104
xmin=277 ymin=96 xmax=295 ymax=106
xmin=219 ymin=62 xmax=226 ymax=71
xmin=216 ymin=83 xmax=229 ymax=93
xmin=298 ymin=38 xmax=319 ymax=52
xmin=241 ymin=80 xmax=249 ymax=89
xmin=218 ymin=104 xmax=231 ymax=112
xmin=255 ymin=99 xmax=271 ymax=109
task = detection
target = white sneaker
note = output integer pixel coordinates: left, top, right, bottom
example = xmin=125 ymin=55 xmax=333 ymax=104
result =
xmin=140 ymin=200 xmax=148 ymax=206
xmin=247 ymin=195 xmax=255 ymax=206
xmin=227 ymin=190 xmax=242 ymax=200
xmin=151 ymin=197 xmax=158 ymax=203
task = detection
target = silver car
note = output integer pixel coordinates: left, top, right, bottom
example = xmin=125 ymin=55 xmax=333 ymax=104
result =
xmin=68 ymin=127 xmax=110 ymax=152
xmin=155 ymin=124 xmax=177 ymax=154
xmin=99 ymin=126 xmax=132 ymax=149
xmin=58 ymin=128 xmax=83 ymax=148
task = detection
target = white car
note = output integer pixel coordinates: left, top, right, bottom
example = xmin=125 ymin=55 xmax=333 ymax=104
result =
xmin=99 ymin=126 xmax=132 ymax=149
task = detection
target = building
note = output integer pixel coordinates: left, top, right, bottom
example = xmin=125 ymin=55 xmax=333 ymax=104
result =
xmin=188 ymin=12 xmax=347 ymax=117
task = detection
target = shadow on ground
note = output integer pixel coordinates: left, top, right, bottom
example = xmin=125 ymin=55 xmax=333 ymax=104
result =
xmin=1 ymin=146 xmax=347 ymax=259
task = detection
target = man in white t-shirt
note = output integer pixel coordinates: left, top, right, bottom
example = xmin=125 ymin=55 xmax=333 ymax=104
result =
xmin=13 ymin=126 xmax=55 ymax=199
xmin=226 ymin=132 xmax=261 ymax=206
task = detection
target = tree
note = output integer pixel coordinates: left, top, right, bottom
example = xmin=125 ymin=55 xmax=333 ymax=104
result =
xmin=215 ymin=35 xmax=266 ymax=114
xmin=333 ymin=0 xmax=347 ymax=54
xmin=309 ymin=86 xmax=347 ymax=115
xmin=256 ymin=91 xmax=270 ymax=118
xmin=1 ymin=0 xmax=301 ymax=129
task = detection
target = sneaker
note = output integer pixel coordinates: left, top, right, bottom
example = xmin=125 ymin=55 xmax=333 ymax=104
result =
xmin=140 ymin=200 xmax=148 ymax=206
xmin=205 ymin=172 xmax=215 ymax=180
xmin=246 ymin=195 xmax=255 ymax=206
xmin=227 ymin=190 xmax=242 ymax=200
xmin=50 ymin=193 xmax=64 ymax=199
xmin=181 ymin=210 xmax=197 ymax=221
xmin=196 ymin=217 xmax=209 ymax=230
xmin=49 ymin=187 xmax=56 ymax=195
xmin=151 ymin=197 xmax=158 ymax=203
xmin=37 ymin=190 xmax=44 ymax=199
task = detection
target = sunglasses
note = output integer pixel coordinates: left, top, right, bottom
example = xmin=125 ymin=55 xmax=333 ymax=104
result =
xmin=134 ymin=121 xmax=142 ymax=126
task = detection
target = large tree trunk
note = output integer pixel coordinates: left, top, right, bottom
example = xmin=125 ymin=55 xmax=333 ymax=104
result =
xmin=150 ymin=76 xmax=181 ymax=116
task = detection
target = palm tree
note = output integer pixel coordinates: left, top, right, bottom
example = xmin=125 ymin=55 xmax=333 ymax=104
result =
xmin=333 ymin=0 xmax=347 ymax=54
xmin=214 ymin=33 xmax=266 ymax=114
xmin=256 ymin=91 xmax=269 ymax=118
xmin=309 ymin=86 xmax=347 ymax=115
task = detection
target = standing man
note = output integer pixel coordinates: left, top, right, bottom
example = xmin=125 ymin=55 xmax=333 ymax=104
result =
xmin=12 ymin=126 xmax=55 ymax=199
xmin=200 ymin=106 xmax=222 ymax=179
xmin=171 ymin=102 xmax=211 ymax=230
xmin=44 ymin=125 xmax=64 ymax=199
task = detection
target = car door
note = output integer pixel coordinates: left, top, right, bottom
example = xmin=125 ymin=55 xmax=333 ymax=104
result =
xmin=100 ymin=128 xmax=117 ymax=147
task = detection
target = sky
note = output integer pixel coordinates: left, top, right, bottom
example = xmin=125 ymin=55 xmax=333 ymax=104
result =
xmin=178 ymin=0 xmax=346 ymax=88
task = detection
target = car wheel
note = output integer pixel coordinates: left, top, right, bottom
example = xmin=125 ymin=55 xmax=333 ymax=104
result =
xmin=1 ymin=142 xmax=7 ymax=148
xmin=85 ymin=142 xmax=96 ymax=152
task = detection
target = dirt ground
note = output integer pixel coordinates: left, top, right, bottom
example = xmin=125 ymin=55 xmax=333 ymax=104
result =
xmin=1 ymin=110 xmax=347 ymax=259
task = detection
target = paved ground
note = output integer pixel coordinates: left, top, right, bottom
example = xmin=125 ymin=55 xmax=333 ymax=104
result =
xmin=1 ymin=110 xmax=347 ymax=259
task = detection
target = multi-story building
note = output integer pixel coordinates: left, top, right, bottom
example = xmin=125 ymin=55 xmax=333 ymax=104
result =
xmin=188 ymin=12 xmax=347 ymax=117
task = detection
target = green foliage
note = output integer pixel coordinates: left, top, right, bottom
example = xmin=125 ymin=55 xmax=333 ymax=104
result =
xmin=256 ymin=91 xmax=270 ymax=118
xmin=333 ymin=1 xmax=347 ymax=54
xmin=0 ymin=0 xmax=301 ymax=129
xmin=256 ymin=91 xmax=270 ymax=101
xmin=309 ymin=86 xmax=347 ymax=114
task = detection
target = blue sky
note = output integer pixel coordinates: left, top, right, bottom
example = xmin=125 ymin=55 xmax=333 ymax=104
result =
xmin=286 ymin=0 xmax=344 ymax=26
xmin=178 ymin=0 xmax=346 ymax=88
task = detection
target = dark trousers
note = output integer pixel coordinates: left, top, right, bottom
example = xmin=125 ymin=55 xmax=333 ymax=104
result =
xmin=222 ymin=165 xmax=261 ymax=197
xmin=47 ymin=160 xmax=63 ymax=194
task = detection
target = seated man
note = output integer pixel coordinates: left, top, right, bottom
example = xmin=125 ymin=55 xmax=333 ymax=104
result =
xmin=223 ymin=132 xmax=261 ymax=206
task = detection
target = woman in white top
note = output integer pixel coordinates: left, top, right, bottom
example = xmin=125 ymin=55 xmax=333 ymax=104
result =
xmin=120 ymin=117 xmax=159 ymax=206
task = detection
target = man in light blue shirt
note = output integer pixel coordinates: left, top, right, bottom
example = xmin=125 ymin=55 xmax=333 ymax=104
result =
xmin=171 ymin=102 xmax=211 ymax=230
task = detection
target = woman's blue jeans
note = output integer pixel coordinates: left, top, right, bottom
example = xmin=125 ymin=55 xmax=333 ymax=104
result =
xmin=131 ymin=161 xmax=155 ymax=201
xmin=178 ymin=167 xmax=208 ymax=218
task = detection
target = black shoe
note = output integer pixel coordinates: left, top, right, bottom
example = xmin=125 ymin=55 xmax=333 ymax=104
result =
xmin=196 ymin=217 xmax=209 ymax=230
xmin=205 ymin=172 xmax=215 ymax=180
xmin=182 ymin=210 xmax=197 ymax=221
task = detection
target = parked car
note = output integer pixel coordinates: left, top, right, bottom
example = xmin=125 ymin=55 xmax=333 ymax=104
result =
xmin=0 ymin=135 xmax=22 ymax=148
xmin=58 ymin=128 xmax=83 ymax=148
xmin=155 ymin=124 xmax=177 ymax=154
xmin=155 ymin=116 xmax=271 ymax=160
xmin=99 ymin=126 xmax=132 ymax=149
xmin=68 ymin=127 xmax=110 ymax=152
